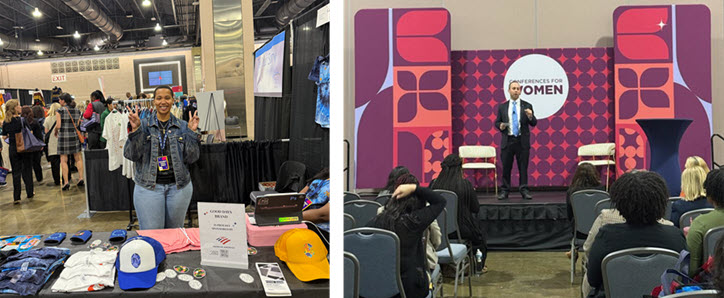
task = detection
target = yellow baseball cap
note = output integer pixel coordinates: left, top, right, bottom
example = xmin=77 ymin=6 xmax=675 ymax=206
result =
xmin=274 ymin=228 xmax=329 ymax=282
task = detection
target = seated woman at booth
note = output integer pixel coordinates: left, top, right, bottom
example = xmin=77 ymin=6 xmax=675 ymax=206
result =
xmin=670 ymin=167 xmax=711 ymax=228
xmin=686 ymin=169 xmax=724 ymax=275
xmin=124 ymin=85 xmax=201 ymax=230
xmin=370 ymin=178 xmax=445 ymax=298
xmin=585 ymin=171 xmax=686 ymax=298
xmin=301 ymin=168 xmax=331 ymax=236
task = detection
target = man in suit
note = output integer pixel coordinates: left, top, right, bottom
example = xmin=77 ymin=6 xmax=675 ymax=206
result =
xmin=495 ymin=81 xmax=537 ymax=200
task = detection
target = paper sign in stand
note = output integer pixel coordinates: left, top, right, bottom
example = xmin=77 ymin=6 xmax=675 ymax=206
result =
xmin=198 ymin=202 xmax=249 ymax=269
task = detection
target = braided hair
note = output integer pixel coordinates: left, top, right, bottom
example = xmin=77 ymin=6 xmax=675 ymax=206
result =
xmin=610 ymin=171 xmax=668 ymax=225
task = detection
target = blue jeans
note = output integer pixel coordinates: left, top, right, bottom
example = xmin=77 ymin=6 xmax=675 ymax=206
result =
xmin=133 ymin=183 xmax=193 ymax=230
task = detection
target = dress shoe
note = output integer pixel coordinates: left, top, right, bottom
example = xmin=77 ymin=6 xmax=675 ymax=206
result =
xmin=521 ymin=190 xmax=533 ymax=200
xmin=497 ymin=192 xmax=509 ymax=200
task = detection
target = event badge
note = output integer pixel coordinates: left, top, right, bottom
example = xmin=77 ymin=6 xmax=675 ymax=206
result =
xmin=158 ymin=156 xmax=169 ymax=171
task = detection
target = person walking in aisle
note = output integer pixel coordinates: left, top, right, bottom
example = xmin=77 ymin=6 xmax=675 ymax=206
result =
xmin=1 ymin=100 xmax=34 ymax=204
xmin=44 ymin=103 xmax=66 ymax=186
xmin=55 ymin=93 xmax=84 ymax=190
xmin=83 ymin=90 xmax=106 ymax=149
xmin=21 ymin=106 xmax=43 ymax=182
xmin=125 ymin=85 xmax=201 ymax=230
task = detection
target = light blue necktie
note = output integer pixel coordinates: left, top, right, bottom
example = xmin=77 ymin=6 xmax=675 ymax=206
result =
xmin=512 ymin=102 xmax=519 ymax=136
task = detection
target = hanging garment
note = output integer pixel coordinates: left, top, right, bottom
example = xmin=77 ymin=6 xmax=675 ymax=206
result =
xmin=308 ymin=56 xmax=330 ymax=128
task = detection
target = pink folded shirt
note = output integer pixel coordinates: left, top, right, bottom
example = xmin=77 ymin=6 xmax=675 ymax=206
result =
xmin=136 ymin=228 xmax=201 ymax=254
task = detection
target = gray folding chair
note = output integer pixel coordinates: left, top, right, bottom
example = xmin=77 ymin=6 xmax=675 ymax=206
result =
xmin=430 ymin=263 xmax=442 ymax=298
xmin=680 ymin=208 xmax=714 ymax=233
xmin=344 ymin=200 xmax=383 ymax=228
xmin=666 ymin=197 xmax=682 ymax=220
xmin=344 ymin=213 xmax=356 ymax=231
xmin=570 ymin=189 xmax=611 ymax=283
xmin=345 ymin=191 xmax=361 ymax=203
xmin=660 ymin=290 xmax=720 ymax=298
xmin=435 ymin=207 xmax=472 ymax=298
xmin=375 ymin=194 xmax=391 ymax=206
xmin=344 ymin=228 xmax=406 ymax=298
xmin=344 ymin=252 xmax=360 ymax=298
xmin=594 ymin=198 xmax=613 ymax=217
xmin=602 ymin=247 xmax=679 ymax=298
xmin=703 ymin=226 xmax=724 ymax=261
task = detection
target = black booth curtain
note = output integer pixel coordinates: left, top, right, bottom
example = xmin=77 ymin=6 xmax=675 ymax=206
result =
xmin=189 ymin=140 xmax=281 ymax=208
xmin=86 ymin=141 xmax=281 ymax=212
xmin=288 ymin=2 xmax=330 ymax=175
xmin=5 ymin=89 xmax=52 ymax=106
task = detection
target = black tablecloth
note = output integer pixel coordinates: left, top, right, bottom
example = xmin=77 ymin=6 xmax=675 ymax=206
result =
xmin=14 ymin=232 xmax=328 ymax=297
xmin=479 ymin=202 xmax=571 ymax=250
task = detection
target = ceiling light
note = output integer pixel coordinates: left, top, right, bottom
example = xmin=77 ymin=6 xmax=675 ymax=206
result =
xmin=151 ymin=17 xmax=156 ymax=21
xmin=0 ymin=39 xmax=4 ymax=46
xmin=32 ymin=7 xmax=41 ymax=18
xmin=142 ymin=0 xmax=151 ymax=7
xmin=162 ymin=40 xmax=168 ymax=46
xmin=126 ymin=14 xmax=133 ymax=18
xmin=56 ymin=25 xmax=63 ymax=30
xmin=154 ymin=23 xmax=162 ymax=31
xmin=93 ymin=45 xmax=100 ymax=51
xmin=73 ymin=31 xmax=80 ymax=38
xmin=37 ymin=50 xmax=43 ymax=56
xmin=35 ymin=38 xmax=40 ymax=42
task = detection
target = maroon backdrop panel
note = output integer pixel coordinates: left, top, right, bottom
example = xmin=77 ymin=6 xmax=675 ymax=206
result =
xmin=451 ymin=48 xmax=615 ymax=188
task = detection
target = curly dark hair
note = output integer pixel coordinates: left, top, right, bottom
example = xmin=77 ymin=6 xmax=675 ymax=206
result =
xmin=610 ymin=171 xmax=668 ymax=225
xmin=704 ymin=169 xmax=724 ymax=207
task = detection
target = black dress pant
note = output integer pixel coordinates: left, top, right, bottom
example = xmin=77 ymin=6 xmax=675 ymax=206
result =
xmin=500 ymin=136 xmax=530 ymax=193
xmin=9 ymin=150 xmax=33 ymax=201
xmin=31 ymin=151 xmax=42 ymax=182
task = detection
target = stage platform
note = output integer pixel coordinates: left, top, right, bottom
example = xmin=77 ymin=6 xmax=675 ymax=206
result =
xmin=476 ymin=190 xmax=571 ymax=251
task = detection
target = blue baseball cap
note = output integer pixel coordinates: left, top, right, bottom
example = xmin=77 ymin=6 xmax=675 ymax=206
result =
xmin=116 ymin=236 xmax=166 ymax=290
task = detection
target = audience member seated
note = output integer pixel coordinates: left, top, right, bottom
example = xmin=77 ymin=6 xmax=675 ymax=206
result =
xmin=566 ymin=163 xmax=605 ymax=253
xmin=430 ymin=154 xmax=487 ymax=272
xmin=301 ymin=168 xmax=330 ymax=239
xmin=687 ymin=169 xmax=724 ymax=275
xmin=378 ymin=166 xmax=409 ymax=196
xmin=685 ymin=155 xmax=711 ymax=174
xmin=670 ymin=167 xmax=712 ymax=228
xmin=585 ymin=171 xmax=686 ymax=298
xmin=369 ymin=177 xmax=445 ymax=298
xmin=377 ymin=173 xmax=441 ymax=275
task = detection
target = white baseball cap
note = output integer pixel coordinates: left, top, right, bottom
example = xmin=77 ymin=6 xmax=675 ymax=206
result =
xmin=115 ymin=236 xmax=166 ymax=290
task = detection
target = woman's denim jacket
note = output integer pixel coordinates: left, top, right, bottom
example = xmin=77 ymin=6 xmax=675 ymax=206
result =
xmin=123 ymin=113 xmax=200 ymax=190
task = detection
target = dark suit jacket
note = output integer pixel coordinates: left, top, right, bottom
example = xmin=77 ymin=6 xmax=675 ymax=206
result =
xmin=495 ymin=99 xmax=537 ymax=149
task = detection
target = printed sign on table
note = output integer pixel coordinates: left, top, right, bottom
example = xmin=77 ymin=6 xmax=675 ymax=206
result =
xmin=198 ymin=202 xmax=249 ymax=269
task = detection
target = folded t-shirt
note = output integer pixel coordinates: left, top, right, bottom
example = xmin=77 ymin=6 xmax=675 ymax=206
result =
xmin=136 ymin=228 xmax=200 ymax=254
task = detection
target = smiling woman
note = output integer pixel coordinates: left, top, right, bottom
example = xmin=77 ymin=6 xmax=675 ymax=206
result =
xmin=123 ymin=85 xmax=202 ymax=230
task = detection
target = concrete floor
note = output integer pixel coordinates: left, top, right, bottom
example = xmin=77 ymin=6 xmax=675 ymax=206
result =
xmin=1 ymin=164 xmax=585 ymax=297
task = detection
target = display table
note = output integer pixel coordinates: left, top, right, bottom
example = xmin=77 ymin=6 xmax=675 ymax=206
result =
xmin=636 ymin=118 xmax=693 ymax=197
xmin=11 ymin=231 xmax=328 ymax=297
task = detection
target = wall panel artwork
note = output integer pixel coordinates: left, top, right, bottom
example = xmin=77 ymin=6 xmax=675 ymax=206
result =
xmin=451 ymin=48 xmax=615 ymax=188
xmin=354 ymin=8 xmax=452 ymax=189
xmin=613 ymin=5 xmax=712 ymax=175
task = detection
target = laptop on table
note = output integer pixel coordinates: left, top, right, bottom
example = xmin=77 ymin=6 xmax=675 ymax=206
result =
xmin=251 ymin=193 xmax=305 ymax=226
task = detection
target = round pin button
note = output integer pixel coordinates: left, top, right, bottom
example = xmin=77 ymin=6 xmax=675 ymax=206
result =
xmin=247 ymin=247 xmax=257 ymax=255
xmin=174 ymin=265 xmax=190 ymax=273
xmin=189 ymin=279 xmax=202 ymax=290
xmin=239 ymin=273 xmax=254 ymax=283
xmin=156 ymin=272 xmax=166 ymax=282
xmin=164 ymin=269 xmax=177 ymax=279
xmin=193 ymin=268 xmax=206 ymax=279
xmin=178 ymin=274 xmax=192 ymax=282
